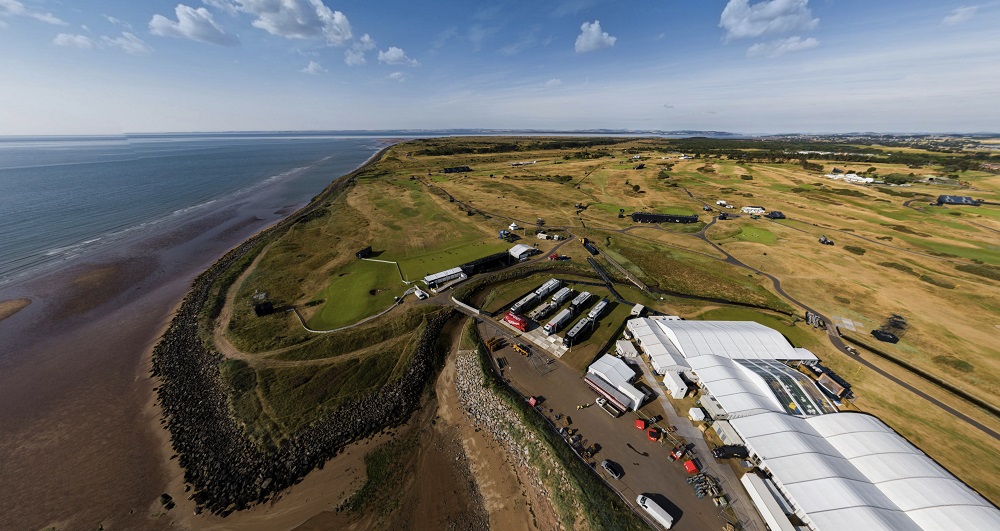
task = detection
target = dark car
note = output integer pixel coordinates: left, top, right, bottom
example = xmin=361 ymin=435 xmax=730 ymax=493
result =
xmin=601 ymin=459 xmax=623 ymax=480
xmin=712 ymin=445 xmax=749 ymax=459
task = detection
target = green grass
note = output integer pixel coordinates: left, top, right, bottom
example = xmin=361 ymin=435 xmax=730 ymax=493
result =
xmin=307 ymin=260 xmax=406 ymax=330
xmin=732 ymin=225 xmax=778 ymax=244
xmin=656 ymin=205 xmax=697 ymax=216
xmin=392 ymin=239 xmax=512 ymax=280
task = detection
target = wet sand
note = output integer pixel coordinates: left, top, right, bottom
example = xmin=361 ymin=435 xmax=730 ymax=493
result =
xmin=0 ymin=170 xmax=361 ymax=530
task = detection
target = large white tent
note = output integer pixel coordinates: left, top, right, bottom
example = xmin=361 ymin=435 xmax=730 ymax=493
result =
xmin=731 ymin=412 xmax=1000 ymax=531
xmin=586 ymin=354 xmax=645 ymax=411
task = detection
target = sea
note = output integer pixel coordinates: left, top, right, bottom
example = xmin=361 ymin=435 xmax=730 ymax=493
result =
xmin=0 ymin=132 xmax=389 ymax=285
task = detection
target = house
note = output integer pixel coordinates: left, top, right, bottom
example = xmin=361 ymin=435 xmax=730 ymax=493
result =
xmin=741 ymin=206 xmax=765 ymax=215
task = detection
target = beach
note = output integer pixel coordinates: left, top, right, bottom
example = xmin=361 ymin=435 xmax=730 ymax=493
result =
xmin=0 ymin=144 xmax=385 ymax=530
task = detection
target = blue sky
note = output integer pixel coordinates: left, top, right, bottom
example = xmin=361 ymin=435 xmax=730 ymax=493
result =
xmin=1 ymin=0 xmax=998 ymax=134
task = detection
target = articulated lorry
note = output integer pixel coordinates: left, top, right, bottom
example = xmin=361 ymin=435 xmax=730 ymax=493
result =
xmin=543 ymin=309 xmax=573 ymax=336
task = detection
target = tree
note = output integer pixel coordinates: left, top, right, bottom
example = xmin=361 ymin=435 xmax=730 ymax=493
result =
xmin=632 ymin=184 xmax=641 ymax=193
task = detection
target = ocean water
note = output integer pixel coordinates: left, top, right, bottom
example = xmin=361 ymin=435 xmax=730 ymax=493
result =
xmin=0 ymin=133 xmax=384 ymax=284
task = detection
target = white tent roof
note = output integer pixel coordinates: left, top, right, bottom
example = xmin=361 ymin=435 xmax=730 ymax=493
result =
xmin=686 ymin=355 xmax=787 ymax=417
xmin=731 ymin=412 xmax=1000 ymax=531
xmin=587 ymin=355 xmax=644 ymax=410
xmin=647 ymin=320 xmax=817 ymax=361
xmin=509 ymin=243 xmax=534 ymax=258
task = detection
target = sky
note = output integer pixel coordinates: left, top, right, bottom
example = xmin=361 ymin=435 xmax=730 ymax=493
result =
xmin=1 ymin=0 xmax=999 ymax=135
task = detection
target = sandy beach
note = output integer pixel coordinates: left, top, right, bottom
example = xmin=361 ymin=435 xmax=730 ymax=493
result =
xmin=0 ymin=168 xmax=364 ymax=530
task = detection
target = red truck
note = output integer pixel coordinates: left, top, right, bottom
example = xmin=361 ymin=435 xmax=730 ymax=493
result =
xmin=503 ymin=312 xmax=528 ymax=332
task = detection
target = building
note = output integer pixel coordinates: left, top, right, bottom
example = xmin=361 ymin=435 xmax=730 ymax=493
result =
xmin=585 ymin=354 xmax=646 ymax=411
xmin=766 ymin=211 xmax=786 ymax=220
xmin=631 ymin=212 xmax=699 ymax=224
xmin=936 ymin=195 xmax=979 ymax=206
xmin=741 ymin=206 xmax=766 ymax=215
xmin=355 ymin=246 xmax=373 ymax=259
xmin=442 ymin=165 xmax=472 ymax=173
xmin=422 ymin=267 xmax=466 ymax=289
xmin=625 ymin=316 xmax=1000 ymax=530
xmin=508 ymin=243 xmax=537 ymax=261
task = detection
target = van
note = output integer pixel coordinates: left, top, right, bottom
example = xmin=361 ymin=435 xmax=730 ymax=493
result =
xmin=636 ymin=494 xmax=674 ymax=529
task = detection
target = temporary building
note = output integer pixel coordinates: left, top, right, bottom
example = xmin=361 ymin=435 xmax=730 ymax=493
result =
xmin=509 ymin=243 xmax=536 ymax=261
xmin=711 ymin=419 xmax=745 ymax=446
xmin=663 ymin=371 xmax=689 ymax=399
xmin=688 ymin=407 xmax=706 ymax=422
xmin=730 ymin=412 xmax=1000 ymax=531
xmin=422 ymin=267 xmax=466 ymax=289
xmin=586 ymin=354 xmax=645 ymax=411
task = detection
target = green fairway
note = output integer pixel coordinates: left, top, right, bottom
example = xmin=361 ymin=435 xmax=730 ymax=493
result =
xmin=307 ymin=260 xmax=406 ymax=330
xmin=732 ymin=224 xmax=778 ymax=244
xmin=393 ymin=239 xmax=513 ymax=280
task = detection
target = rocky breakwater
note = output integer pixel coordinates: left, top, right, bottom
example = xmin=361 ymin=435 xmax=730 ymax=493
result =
xmin=152 ymin=223 xmax=454 ymax=515
xmin=453 ymin=349 xmax=579 ymax=524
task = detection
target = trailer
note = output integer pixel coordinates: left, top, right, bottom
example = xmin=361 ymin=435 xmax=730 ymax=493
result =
xmin=503 ymin=312 xmax=528 ymax=332
xmin=588 ymin=298 xmax=610 ymax=320
xmin=563 ymin=317 xmax=592 ymax=346
xmin=509 ymin=293 xmax=538 ymax=315
xmin=534 ymin=278 xmax=562 ymax=298
xmin=569 ymin=291 xmax=592 ymax=312
xmin=527 ymin=301 xmax=556 ymax=322
xmin=543 ymin=309 xmax=573 ymax=335
xmin=551 ymin=286 xmax=574 ymax=305
xmin=595 ymin=397 xmax=623 ymax=418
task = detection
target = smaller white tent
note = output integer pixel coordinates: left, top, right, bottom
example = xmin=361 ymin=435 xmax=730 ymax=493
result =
xmin=689 ymin=408 xmax=707 ymax=422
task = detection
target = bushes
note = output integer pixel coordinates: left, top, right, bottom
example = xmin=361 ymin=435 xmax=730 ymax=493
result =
xmin=956 ymin=263 xmax=1000 ymax=281
xmin=844 ymin=246 xmax=867 ymax=255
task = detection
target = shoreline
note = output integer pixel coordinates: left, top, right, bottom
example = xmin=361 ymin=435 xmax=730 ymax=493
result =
xmin=0 ymin=297 xmax=30 ymax=322
xmin=0 ymin=144 xmax=392 ymax=530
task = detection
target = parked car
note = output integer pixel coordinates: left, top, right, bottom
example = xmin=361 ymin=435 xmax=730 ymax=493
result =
xmin=601 ymin=459 xmax=623 ymax=480
xmin=712 ymin=445 xmax=750 ymax=459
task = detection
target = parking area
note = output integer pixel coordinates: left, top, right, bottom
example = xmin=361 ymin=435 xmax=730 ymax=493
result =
xmin=480 ymin=322 xmax=738 ymax=530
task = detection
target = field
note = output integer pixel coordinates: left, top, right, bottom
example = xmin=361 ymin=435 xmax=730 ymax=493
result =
xmin=203 ymin=135 xmax=1000 ymax=505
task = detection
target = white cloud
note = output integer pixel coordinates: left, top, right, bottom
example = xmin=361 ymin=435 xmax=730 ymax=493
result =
xmin=388 ymin=71 xmax=407 ymax=81
xmin=746 ymin=35 xmax=818 ymax=57
xmin=378 ymin=46 xmax=419 ymax=66
xmin=150 ymin=4 xmax=239 ymax=46
xmin=53 ymin=33 xmax=97 ymax=49
xmin=720 ymin=0 xmax=818 ymax=41
xmin=235 ymin=0 xmax=351 ymax=45
xmin=202 ymin=0 xmax=239 ymax=14
xmin=301 ymin=60 xmax=326 ymax=74
xmin=103 ymin=32 xmax=153 ymax=55
xmin=943 ymin=6 xmax=978 ymax=25
xmin=543 ymin=78 xmax=562 ymax=87
xmin=0 ymin=0 xmax=67 ymax=25
xmin=552 ymin=0 xmax=596 ymax=18
xmin=344 ymin=32 xmax=374 ymax=66
xmin=575 ymin=20 xmax=616 ymax=53
xmin=103 ymin=14 xmax=132 ymax=30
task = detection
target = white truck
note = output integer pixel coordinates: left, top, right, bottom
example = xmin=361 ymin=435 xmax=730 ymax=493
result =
xmin=588 ymin=298 xmax=610 ymax=320
xmin=534 ymin=278 xmax=561 ymax=298
xmin=636 ymin=494 xmax=674 ymax=529
xmin=551 ymin=286 xmax=574 ymax=305
xmin=509 ymin=293 xmax=538 ymax=315
xmin=543 ymin=309 xmax=573 ymax=336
